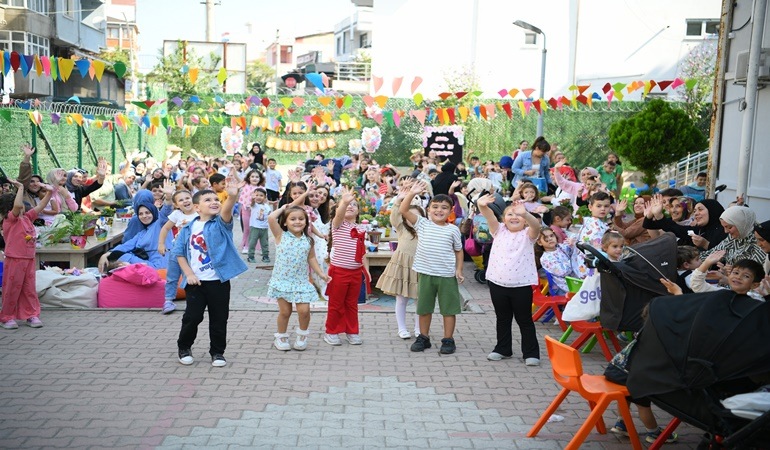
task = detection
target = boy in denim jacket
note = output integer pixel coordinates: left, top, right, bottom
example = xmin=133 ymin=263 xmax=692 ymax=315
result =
xmin=173 ymin=173 xmax=247 ymax=367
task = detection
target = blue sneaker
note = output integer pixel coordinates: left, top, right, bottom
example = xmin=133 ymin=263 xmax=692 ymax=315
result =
xmin=161 ymin=301 xmax=176 ymax=314
xmin=610 ymin=419 xmax=628 ymax=436
xmin=646 ymin=426 xmax=677 ymax=444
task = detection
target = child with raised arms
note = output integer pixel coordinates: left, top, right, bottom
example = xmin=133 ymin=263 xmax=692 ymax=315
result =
xmin=400 ymin=180 xmax=464 ymax=355
xmin=158 ymin=188 xmax=199 ymax=314
xmin=477 ymin=194 xmax=541 ymax=365
xmin=267 ymin=204 xmax=330 ymax=351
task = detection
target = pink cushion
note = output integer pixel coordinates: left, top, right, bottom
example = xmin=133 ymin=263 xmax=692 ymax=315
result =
xmin=111 ymin=264 xmax=162 ymax=286
xmin=98 ymin=265 xmax=165 ymax=308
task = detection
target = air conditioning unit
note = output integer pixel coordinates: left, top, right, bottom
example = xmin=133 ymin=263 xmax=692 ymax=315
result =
xmin=12 ymin=70 xmax=53 ymax=99
xmin=734 ymin=48 xmax=770 ymax=85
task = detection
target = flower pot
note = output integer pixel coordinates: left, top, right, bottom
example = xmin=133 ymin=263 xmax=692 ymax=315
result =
xmin=85 ymin=227 xmax=95 ymax=237
xmin=70 ymin=235 xmax=87 ymax=249
xmin=95 ymin=227 xmax=108 ymax=241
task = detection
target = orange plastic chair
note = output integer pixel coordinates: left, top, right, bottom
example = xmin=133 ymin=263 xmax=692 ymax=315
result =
xmin=531 ymin=285 xmax=570 ymax=332
xmin=527 ymin=336 xmax=642 ymax=450
xmin=561 ymin=293 xmax=621 ymax=361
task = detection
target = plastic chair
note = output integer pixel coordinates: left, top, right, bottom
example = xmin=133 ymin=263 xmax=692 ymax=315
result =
xmin=531 ymin=273 xmax=569 ymax=332
xmin=527 ymin=336 xmax=643 ymax=450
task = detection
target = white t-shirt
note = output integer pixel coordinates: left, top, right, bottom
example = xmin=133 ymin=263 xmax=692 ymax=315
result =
xmin=487 ymin=171 xmax=503 ymax=190
xmin=265 ymin=168 xmax=282 ymax=191
xmin=168 ymin=210 xmax=198 ymax=228
xmin=188 ymin=220 xmax=218 ymax=281
xmin=412 ymin=216 xmax=462 ymax=277
xmin=249 ymin=203 xmax=271 ymax=229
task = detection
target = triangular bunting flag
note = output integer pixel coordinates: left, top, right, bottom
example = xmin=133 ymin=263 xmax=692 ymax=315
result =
xmin=318 ymin=97 xmax=333 ymax=107
xmin=372 ymin=75 xmax=383 ymax=94
xmin=437 ymin=92 xmax=452 ymax=100
xmin=458 ymin=106 xmax=469 ymax=122
xmin=75 ymin=59 xmax=90 ymax=78
xmin=497 ymin=89 xmax=509 ymax=98
xmin=374 ymin=95 xmax=388 ymax=108
xmin=685 ymin=79 xmax=698 ymax=90
xmin=508 ymin=88 xmax=520 ymax=98
xmin=411 ymin=110 xmax=426 ymax=125
xmin=391 ymin=76 xmax=403 ymax=96
xmin=189 ymin=68 xmax=199 ymax=84
xmin=657 ymin=80 xmax=673 ymax=91
xmin=413 ymin=93 xmax=423 ymax=107
xmin=521 ymin=88 xmax=536 ymax=99
xmin=671 ymin=78 xmax=685 ymax=89
xmin=518 ymin=100 xmax=527 ymax=118
xmin=217 ymin=67 xmax=227 ymax=85
xmin=502 ymin=102 xmax=512 ymax=119
xmin=410 ymin=77 xmax=422 ymax=95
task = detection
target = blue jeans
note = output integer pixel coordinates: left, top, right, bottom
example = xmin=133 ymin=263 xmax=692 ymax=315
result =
xmin=165 ymin=252 xmax=182 ymax=301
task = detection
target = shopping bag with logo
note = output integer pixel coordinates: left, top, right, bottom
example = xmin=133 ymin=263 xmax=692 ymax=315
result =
xmin=561 ymin=269 xmax=601 ymax=322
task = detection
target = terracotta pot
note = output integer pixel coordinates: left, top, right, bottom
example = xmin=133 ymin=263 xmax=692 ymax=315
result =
xmin=70 ymin=235 xmax=87 ymax=249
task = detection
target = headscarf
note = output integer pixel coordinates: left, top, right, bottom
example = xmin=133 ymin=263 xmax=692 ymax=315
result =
xmin=720 ymin=206 xmax=756 ymax=239
xmin=65 ymin=170 xmax=79 ymax=192
xmin=754 ymin=220 xmax=770 ymax=247
xmin=673 ymin=196 xmax=696 ymax=223
xmin=121 ymin=190 xmax=158 ymax=243
xmin=431 ymin=161 xmax=458 ymax=196
xmin=582 ymin=167 xmax=599 ymax=178
xmin=467 ymin=177 xmax=493 ymax=203
xmin=694 ymin=199 xmax=727 ymax=249
xmin=499 ymin=156 xmax=513 ymax=169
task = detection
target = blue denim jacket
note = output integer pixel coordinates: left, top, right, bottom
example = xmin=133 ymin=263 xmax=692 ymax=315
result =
xmin=171 ymin=214 xmax=248 ymax=286
xmin=512 ymin=151 xmax=552 ymax=186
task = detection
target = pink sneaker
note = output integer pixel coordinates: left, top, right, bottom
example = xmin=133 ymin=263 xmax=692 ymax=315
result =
xmin=1 ymin=320 xmax=19 ymax=329
xmin=26 ymin=317 xmax=43 ymax=328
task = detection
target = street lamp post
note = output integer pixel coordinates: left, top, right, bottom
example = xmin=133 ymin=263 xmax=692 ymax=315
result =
xmin=513 ymin=20 xmax=547 ymax=137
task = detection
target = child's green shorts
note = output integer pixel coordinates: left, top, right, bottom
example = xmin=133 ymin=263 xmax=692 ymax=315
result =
xmin=416 ymin=274 xmax=462 ymax=316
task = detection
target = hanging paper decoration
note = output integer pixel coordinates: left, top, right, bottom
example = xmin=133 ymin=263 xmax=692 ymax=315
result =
xmin=224 ymin=102 xmax=242 ymax=115
xmin=349 ymin=139 xmax=363 ymax=155
xmin=361 ymin=126 xmax=381 ymax=153
xmin=220 ymin=126 xmax=244 ymax=156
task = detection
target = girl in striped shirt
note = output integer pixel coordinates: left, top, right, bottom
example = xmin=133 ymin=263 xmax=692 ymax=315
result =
xmin=324 ymin=186 xmax=370 ymax=346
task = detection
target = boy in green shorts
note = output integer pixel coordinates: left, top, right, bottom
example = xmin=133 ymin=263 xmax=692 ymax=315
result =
xmin=399 ymin=180 xmax=464 ymax=354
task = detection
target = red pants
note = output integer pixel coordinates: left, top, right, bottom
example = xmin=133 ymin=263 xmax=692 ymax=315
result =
xmin=0 ymin=257 xmax=40 ymax=322
xmin=325 ymin=265 xmax=365 ymax=334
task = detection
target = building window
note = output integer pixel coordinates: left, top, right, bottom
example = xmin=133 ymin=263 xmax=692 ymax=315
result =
xmin=359 ymin=33 xmax=369 ymax=49
xmin=107 ymin=27 xmax=119 ymax=39
xmin=336 ymin=37 xmax=342 ymax=55
xmin=64 ymin=0 xmax=75 ymax=17
xmin=342 ymin=31 xmax=348 ymax=54
xmin=0 ymin=0 xmax=25 ymax=7
xmin=524 ymin=32 xmax=537 ymax=45
xmin=280 ymin=45 xmax=292 ymax=64
xmin=0 ymin=30 xmax=28 ymax=54
xmin=27 ymin=32 xmax=49 ymax=56
xmin=686 ymin=19 xmax=719 ymax=37
xmin=27 ymin=0 xmax=47 ymax=14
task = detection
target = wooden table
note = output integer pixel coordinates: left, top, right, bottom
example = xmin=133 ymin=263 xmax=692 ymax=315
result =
xmin=365 ymin=249 xmax=394 ymax=267
xmin=36 ymin=222 xmax=127 ymax=269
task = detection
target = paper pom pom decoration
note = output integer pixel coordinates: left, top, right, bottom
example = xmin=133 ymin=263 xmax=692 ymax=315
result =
xmin=224 ymin=102 xmax=243 ymax=116
xmin=361 ymin=126 xmax=381 ymax=153
xmin=220 ymin=126 xmax=244 ymax=156
xmin=349 ymin=139 xmax=363 ymax=155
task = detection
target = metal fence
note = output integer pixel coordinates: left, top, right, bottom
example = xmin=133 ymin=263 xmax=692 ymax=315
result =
xmin=657 ymin=150 xmax=709 ymax=188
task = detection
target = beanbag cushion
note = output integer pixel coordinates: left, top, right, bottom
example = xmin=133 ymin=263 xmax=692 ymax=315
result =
xmin=36 ymin=270 xmax=99 ymax=308
xmin=97 ymin=264 xmax=165 ymax=308
xmin=156 ymin=268 xmax=186 ymax=300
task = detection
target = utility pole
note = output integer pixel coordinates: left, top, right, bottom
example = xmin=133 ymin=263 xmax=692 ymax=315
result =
xmin=204 ymin=0 xmax=216 ymax=41
xmin=274 ymin=29 xmax=281 ymax=95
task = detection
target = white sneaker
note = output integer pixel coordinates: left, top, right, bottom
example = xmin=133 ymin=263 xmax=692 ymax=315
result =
xmin=274 ymin=333 xmax=291 ymax=351
xmin=347 ymin=334 xmax=363 ymax=345
xmin=487 ymin=352 xmax=512 ymax=361
xmin=525 ymin=358 xmax=541 ymax=366
xmin=241 ymin=247 xmax=248 ymax=254
xmin=398 ymin=330 xmax=411 ymax=339
xmin=324 ymin=333 xmax=341 ymax=346
xmin=293 ymin=328 xmax=309 ymax=351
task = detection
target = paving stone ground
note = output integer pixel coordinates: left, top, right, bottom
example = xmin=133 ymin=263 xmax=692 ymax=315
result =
xmin=0 ymin=220 xmax=704 ymax=449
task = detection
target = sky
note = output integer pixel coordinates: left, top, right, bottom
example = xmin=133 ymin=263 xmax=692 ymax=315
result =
xmin=135 ymin=0 xmax=353 ymax=67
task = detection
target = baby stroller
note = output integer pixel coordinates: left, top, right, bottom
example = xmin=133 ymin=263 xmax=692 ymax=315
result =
xmin=462 ymin=189 xmax=506 ymax=283
xmin=575 ymin=232 xmax=679 ymax=332
xmin=627 ymin=290 xmax=770 ymax=449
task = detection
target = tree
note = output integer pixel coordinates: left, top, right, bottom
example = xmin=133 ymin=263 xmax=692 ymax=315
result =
xmin=146 ymin=40 xmax=221 ymax=94
xmin=246 ymin=60 xmax=274 ymax=95
xmin=678 ymin=41 xmax=717 ymax=122
xmin=608 ymin=99 xmax=707 ymax=186
xmin=435 ymin=65 xmax=481 ymax=108
xmin=99 ymin=49 xmax=131 ymax=74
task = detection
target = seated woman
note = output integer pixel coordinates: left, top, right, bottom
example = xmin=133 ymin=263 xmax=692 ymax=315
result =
xmin=99 ymin=181 xmax=174 ymax=273
xmin=612 ymin=196 xmax=653 ymax=246
xmin=700 ymin=206 xmax=765 ymax=265
xmin=643 ymin=195 xmax=726 ymax=250
xmin=670 ymin=196 xmax=696 ymax=226
xmin=66 ymin=158 xmax=108 ymax=210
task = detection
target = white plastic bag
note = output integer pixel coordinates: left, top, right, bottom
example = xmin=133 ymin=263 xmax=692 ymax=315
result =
xmin=721 ymin=392 xmax=770 ymax=419
xmin=562 ymin=270 xmax=601 ymax=322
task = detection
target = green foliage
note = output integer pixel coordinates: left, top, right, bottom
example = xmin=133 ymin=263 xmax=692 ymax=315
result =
xmin=99 ymin=49 xmax=133 ymax=76
xmin=434 ymin=65 xmax=481 ymax=109
xmin=246 ymin=60 xmax=275 ymax=95
xmin=608 ymin=99 xmax=707 ymax=186
xmin=678 ymin=41 xmax=717 ymax=122
xmin=43 ymin=210 xmax=99 ymax=245
xmin=146 ymin=40 xmax=221 ymax=95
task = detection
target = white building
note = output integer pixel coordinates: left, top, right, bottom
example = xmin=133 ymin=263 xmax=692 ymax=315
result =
xmin=711 ymin=0 xmax=770 ymax=218
xmin=372 ymin=0 xmax=721 ymax=99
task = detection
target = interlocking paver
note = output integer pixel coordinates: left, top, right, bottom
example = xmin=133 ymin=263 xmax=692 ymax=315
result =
xmin=0 ymin=222 xmax=704 ymax=449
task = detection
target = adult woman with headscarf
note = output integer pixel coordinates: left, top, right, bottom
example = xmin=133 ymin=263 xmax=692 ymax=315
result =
xmin=431 ymin=161 xmax=458 ymax=196
xmin=612 ymin=195 xmax=653 ymax=246
xmin=753 ymin=220 xmax=770 ymax=274
xmin=46 ymin=168 xmax=79 ymax=214
xmin=643 ymin=196 xmax=727 ymax=250
xmin=511 ymin=137 xmax=552 ymax=192
xmin=99 ymin=180 xmax=175 ymax=272
xmin=66 ymin=158 xmax=107 ymax=209
xmin=700 ymin=206 xmax=765 ymax=265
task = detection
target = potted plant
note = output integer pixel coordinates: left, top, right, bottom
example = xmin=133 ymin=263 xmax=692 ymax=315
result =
xmin=44 ymin=211 xmax=100 ymax=249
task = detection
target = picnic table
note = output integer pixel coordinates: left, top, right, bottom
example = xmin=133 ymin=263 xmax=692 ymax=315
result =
xmin=36 ymin=220 xmax=127 ymax=269
xmin=364 ymin=248 xmax=394 ymax=267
